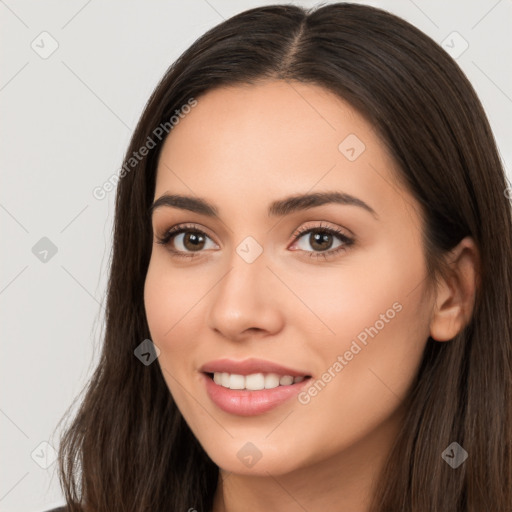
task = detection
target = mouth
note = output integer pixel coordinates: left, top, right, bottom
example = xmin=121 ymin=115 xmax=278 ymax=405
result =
xmin=204 ymin=371 xmax=311 ymax=391
xmin=201 ymin=371 xmax=312 ymax=416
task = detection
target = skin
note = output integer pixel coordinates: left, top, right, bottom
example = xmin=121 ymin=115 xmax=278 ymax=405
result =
xmin=143 ymin=80 xmax=479 ymax=512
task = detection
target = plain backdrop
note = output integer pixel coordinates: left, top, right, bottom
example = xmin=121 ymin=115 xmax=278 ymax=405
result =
xmin=1 ymin=1 xmax=511 ymax=510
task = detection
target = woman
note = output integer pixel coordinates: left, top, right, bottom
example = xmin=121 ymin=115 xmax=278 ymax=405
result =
xmin=51 ymin=2 xmax=512 ymax=511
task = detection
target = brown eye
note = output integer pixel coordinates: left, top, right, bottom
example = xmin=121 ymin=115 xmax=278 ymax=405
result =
xmin=156 ymin=224 xmax=218 ymax=259
xmin=307 ymin=231 xmax=335 ymax=251
xmin=289 ymin=223 xmax=355 ymax=260
xmin=180 ymin=231 xmax=207 ymax=251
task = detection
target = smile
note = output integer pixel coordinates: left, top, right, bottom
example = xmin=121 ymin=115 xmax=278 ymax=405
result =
xmin=211 ymin=371 xmax=306 ymax=390
xmin=202 ymin=372 xmax=311 ymax=416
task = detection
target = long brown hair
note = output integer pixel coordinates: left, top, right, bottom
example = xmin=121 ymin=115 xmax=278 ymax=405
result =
xmin=55 ymin=3 xmax=512 ymax=511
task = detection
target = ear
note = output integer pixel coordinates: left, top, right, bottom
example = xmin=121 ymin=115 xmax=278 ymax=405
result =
xmin=429 ymin=236 xmax=480 ymax=342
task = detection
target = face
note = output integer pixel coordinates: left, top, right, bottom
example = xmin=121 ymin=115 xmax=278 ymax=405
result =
xmin=144 ymin=80 xmax=434 ymax=476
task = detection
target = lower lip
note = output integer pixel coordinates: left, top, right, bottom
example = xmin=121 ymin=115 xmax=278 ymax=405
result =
xmin=202 ymin=373 xmax=311 ymax=416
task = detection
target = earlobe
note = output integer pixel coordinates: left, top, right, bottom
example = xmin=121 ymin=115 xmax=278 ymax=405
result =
xmin=429 ymin=236 xmax=480 ymax=342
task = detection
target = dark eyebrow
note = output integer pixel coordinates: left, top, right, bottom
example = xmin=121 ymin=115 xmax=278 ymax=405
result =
xmin=149 ymin=191 xmax=378 ymax=219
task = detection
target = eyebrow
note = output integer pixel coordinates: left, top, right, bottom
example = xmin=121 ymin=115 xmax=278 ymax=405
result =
xmin=149 ymin=191 xmax=378 ymax=219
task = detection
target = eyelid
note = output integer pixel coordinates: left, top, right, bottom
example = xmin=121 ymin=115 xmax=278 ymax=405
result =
xmin=287 ymin=221 xmax=355 ymax=258
xmin=156 ymin=220 xmax=351 ymax=241
xmin=155 ymin=222 xmax=219 ymax=246
xmin=289 ymin=220 xmax=354 ymax=241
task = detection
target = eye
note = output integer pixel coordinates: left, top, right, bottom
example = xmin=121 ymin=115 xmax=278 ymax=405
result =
xmin=156 ymin=221 xmax=355 ymax=261
xmin=155 ymin=223 xmax=218 ymax=259
xmin=289 ymin=221 xmax=354 ymax=260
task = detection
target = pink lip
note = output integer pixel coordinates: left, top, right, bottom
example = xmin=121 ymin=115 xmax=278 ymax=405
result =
xmin=199 ymin=357 xmax=310 ymax=377
xmin=199 ymin=358 xmax=312 ymax=416
xmin=201 ymin=372 xmax=311 ymax=416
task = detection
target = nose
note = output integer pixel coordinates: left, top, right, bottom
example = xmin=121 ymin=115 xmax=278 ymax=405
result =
xmin=206 ymin=248 xmax=285 ymax=342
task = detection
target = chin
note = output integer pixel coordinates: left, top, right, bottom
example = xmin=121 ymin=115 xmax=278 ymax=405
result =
xmin=200 ymin=437 xmax=305 ymax=476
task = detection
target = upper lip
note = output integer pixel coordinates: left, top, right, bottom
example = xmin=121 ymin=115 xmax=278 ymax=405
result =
xmin=200 ymin=358 xmax=310 ymax=377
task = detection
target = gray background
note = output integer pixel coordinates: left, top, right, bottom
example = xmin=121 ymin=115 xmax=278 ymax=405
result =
xmin=1 ymin=1 xmax=511 ymax=510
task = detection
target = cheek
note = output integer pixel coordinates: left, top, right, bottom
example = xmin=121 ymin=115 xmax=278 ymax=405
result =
xmin=143 ymin=257 xmax=210 ymax=424
xmin=143 ymin=256 xmax=205 ymax=369
xmin=288 ymin=301 xmax=429 ymax=472
xmin=282 ymin=238 xmax=426 ymax=343
xmin=292 ymin=250 xmax=431 ymax=439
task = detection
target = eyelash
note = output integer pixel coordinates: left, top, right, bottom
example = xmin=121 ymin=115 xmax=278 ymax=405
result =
xmin=155 ymin=222 xmax=355 ymax=261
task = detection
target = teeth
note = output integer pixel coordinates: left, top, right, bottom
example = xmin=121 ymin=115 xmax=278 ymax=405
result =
xmin=265 ymin=373 xmax=280 ymax=389
xmin=229 ymin=373 xmax=245 ymax=389
xmin=246 ymin=373 xmax=265 ymax=390
xmin=279 ymin=375 xmax=294 ymax=386
xmin=211 ymin=372 xmax=307 ymax=390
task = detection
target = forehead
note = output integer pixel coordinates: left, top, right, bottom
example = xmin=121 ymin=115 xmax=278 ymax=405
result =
xmin=157 ymin=80 xmax=371 ymax=179
xmin=154 ymin=80 xmax=415 ymax=224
